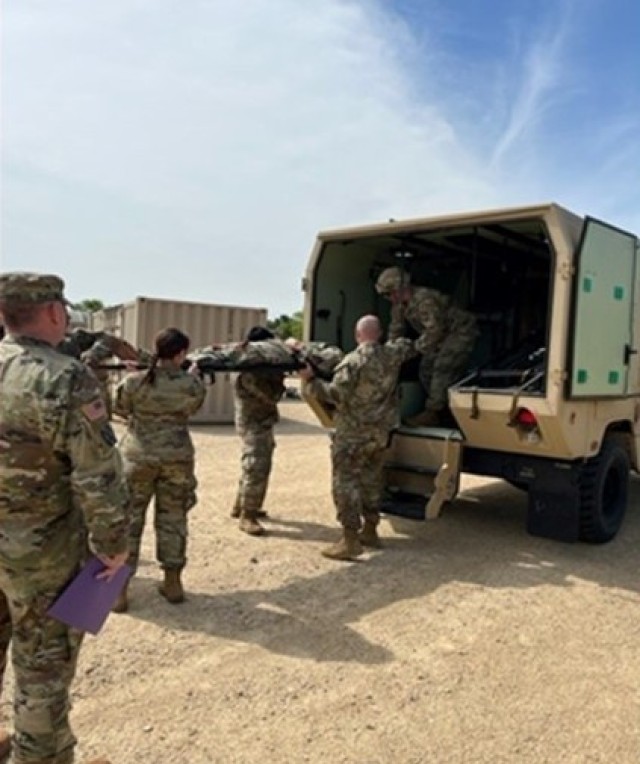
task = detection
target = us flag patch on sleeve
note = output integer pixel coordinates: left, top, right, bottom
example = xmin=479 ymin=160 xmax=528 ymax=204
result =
xmin=81 ymin=399 xmax=107 ymax=421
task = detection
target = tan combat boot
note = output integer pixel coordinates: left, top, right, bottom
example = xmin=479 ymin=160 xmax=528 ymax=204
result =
xmin=158 ymin=569 xmax=185 ymax=604
xmin=359 ymin=520 xmax=382 ymax=548
xmin=231 ymin=504 xmax=267 ymax=519
xmin=6 ymin=757 xmax=109 ymax=764
xmin=0 ymin=727 xmax=10 ymax=762
xmin=239 ymin=511 xmax=265 ymax=536
xmin=321 ymin=529 xmax=363 ymax=561
xmin=112 ymin=581 xmax=129 ymax=613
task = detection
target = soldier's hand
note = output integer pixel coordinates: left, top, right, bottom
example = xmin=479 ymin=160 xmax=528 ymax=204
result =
xmin=95 ymin=551 xmax=129 ymax=581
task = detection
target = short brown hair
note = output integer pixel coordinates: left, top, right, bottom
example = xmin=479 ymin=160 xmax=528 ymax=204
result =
xmin=0 ymin=301 xmax=46 ymax=332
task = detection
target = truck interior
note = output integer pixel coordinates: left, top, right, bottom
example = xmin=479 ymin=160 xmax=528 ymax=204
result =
xmin=309 ymin=216 xmax=555 ymax=423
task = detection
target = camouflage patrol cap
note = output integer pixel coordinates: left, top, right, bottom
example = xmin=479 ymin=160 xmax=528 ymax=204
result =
xmin=0 ymin=272 xmax=69 ymax=304
xmin=375 ymin=266 xmax=411 ymax=295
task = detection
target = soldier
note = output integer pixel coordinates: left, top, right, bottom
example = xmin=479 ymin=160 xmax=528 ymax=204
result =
xmin=231 ymin=327 xmax=286 ymax=536
xmin=113 ymin=327 xmax=206 ymax=611
xmin=299 ymin=315 xmax=416 ymax=560
xmin=375 ymin=266 xmax=478 ymax=427
xmin=0 ymin=272 xmax=129 ymax=764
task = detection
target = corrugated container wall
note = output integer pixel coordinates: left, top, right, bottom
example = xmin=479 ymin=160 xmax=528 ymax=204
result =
xmin=91 ymin=297 xmax=268 ymax=423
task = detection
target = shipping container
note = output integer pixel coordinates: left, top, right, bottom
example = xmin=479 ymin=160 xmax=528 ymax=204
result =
xmin=91 ymin=296 xmax=268 ymax=423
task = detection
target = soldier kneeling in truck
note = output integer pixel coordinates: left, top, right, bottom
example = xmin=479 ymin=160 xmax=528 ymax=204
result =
xmin=375 ymin=266 xmax=479 ymax=428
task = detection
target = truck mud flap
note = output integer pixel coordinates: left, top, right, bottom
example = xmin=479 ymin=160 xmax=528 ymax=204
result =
xmin=526 ymin=469 xmax=581 ymax=542
xmin=463 ymin=448 xmax=582 ymax=542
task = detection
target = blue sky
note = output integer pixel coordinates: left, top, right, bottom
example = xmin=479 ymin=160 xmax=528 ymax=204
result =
xmin=2 ymin=0 xmax=639 ymax=315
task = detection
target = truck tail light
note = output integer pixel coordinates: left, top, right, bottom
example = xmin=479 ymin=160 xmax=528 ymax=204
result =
xmin=515 ymin=407 xmax=538 ymax=429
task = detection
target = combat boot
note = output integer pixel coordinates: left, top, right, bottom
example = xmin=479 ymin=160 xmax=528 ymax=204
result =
xmin=321 ymin=529 xmax=363 ymax=561
xmin=404 ymin=409 xmax=441 ymax=428
xmin=359 ymin=519 xmax=382 ymax=548
xmin=0 ymin=727 xmax=10 ymax=762
xmin=112 ymin=581 xmax=129 ymax=613
xmin=231 ymin=504 xmax=267 ymax=519
xmin=239 ymin=510 xmax=265 ymax=536
xmin=159 ymin=569 xmax=185 ymax=604
xmin=9 ymin=758 xmax=110 ymax=764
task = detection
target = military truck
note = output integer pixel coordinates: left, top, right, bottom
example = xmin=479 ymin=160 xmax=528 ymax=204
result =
xmin=301 ymin=202 xmax=640 ymax=543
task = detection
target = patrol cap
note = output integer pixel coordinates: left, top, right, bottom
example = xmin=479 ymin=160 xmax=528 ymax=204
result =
xmin=375 ymin=266 xmax=410 ymax=295
xmin=0 ymin=272 xmax=69 ymax=304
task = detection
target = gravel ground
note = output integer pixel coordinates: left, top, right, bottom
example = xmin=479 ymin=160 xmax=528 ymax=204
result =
xmin=3 ymin=396 xmax=640 ymax=763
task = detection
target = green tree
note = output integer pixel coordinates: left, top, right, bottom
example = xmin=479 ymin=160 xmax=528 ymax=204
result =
xmin=267 ymin=310 xmax=303 ymax=340
xmin=73 ymin=299 xmax=104 ymax=312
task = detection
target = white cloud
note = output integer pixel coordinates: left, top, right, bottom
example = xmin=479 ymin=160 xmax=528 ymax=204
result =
xmin=2 ymin=0 xmax=498 ymax=311
xmin=490 ymin=1 xmax=574 ymax=168
xmin=2 ymin=0 xmax=639 ymax=312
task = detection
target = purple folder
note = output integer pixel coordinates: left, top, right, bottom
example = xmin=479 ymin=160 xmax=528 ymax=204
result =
xmin=47 ymin=557 xmax=131 ymax=635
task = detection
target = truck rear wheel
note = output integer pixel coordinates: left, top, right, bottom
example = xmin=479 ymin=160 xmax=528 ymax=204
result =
xmin=579 ymin=437 xmax=629 ymax=543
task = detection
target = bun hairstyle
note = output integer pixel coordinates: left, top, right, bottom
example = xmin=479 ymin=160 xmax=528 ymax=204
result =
xmin=143 ymin=327 xmax=190 ymax=385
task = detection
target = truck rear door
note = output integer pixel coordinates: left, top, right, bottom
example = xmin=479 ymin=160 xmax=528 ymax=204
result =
xmin=569 ymin=218 xmax=638 ymax=397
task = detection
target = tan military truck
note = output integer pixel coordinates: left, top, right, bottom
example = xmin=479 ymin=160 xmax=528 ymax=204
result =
xmin=301 ymin=202 xmax=640 ymax=543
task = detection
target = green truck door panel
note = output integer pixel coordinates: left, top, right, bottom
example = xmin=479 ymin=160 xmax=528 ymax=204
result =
xmin=570 ymin=217 xmax=638 ymax=397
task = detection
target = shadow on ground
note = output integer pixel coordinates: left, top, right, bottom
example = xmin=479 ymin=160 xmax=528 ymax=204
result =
xmin=125 ymin=477 xmax=640 ymax=666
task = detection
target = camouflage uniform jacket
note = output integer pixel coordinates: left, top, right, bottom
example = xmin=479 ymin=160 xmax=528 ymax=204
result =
xmin=189 ymin=339 xmax=344 ymax=379
xmin=234 ymin=369 xmax=285 ymax=433
xmin=308 ymin=338 xmax=416 ymax=436
xmin=389 ymin=287 xmax=476 ymax=355
xmin=114 ymin=368 xmax=206 ymax=463
xmin=0 ymin=335 xmax=129 ymax=575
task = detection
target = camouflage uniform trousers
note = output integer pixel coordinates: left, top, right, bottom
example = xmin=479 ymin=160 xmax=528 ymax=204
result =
xmin=0 ymin=565 xmax=84 ymax=764
xmin=234 ymin=425 xmax=275 ymax=513
xmin=124 ymin=460 xmax=197 ymax=574
xmin=330 ymin=431 xmax=388 ymax=531
xmin=419 ymin=322 xmax=478 ymax=413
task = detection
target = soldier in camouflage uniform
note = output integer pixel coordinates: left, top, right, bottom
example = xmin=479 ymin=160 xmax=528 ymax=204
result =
xmin=113 ymin=327 xmax=206 ymax=611
xmin=231 ymin=327 xmax=286 ymax=536
xmin=186 ymin=336 xmax=344 ymax=379
xmin=299 ymin=315 xmax=416 ymax=560
xmin=375 ymin=266 xmax=478 ymax=427
xmin=0 ymin=272 xmax=130 ymax=764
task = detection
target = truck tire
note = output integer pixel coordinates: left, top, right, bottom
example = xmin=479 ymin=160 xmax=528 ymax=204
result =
xmin=579 ymin=437 xmax=630 ymax=543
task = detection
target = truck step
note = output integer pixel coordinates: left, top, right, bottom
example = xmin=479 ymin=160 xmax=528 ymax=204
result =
xmin=393 ymin=426 xmax=463 ymax=441
xmin=381 ymin=492 xmax=426 ymax=521
xmin=384 ymin=461 xmax=438 ymax=476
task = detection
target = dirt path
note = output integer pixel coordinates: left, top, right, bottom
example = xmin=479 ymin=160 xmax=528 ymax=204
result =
xmin=4 ymin=397 xmax=640 ymax=763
